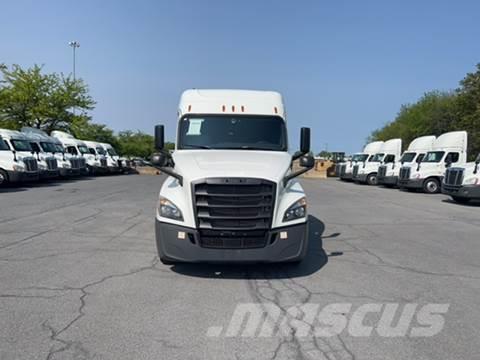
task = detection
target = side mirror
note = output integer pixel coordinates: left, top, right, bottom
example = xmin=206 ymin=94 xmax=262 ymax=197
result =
xmin=12 ymin=150 xmax=17 ymax=162
xmin=416 ymin=157 xmax=422 ymax=164
xmin=475 ymin=154 xmax=480 ymax=165
xmin=300 ymin=127 xmax=311 ymax=154
xmin=474 ymin=155 xmax=480 ymax=174
xmin=151 ymin=152 xmax=169 ymax=167
xmin=300 ymin=154 xmax=314 ymax=168
xmin=155 ymin=125 xmax=165 ymax=150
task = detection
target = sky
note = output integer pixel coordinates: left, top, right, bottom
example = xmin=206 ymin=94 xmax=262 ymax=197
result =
xmin=1 ymin=0 xmax=479 ymax=153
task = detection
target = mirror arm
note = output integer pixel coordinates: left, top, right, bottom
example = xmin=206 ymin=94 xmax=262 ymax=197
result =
xmin=283 ymin=163 xmax=314 ymax=187
xmin=292 ymin=151 xmax=307 ymax=161
xmin=152 ymin=165 xmax=183 ymax=186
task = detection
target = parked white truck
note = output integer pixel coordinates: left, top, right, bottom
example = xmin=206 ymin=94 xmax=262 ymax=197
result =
xmin=151 ymin=89 xmax=314 ymax=264
xmin=83 ymin=140 xmax=109 ymax=174
xmin=398 ymin=131 xmax=468 ymax=194
xmin=353 ymin=139 xmax=401 ymax=185
xmin=377 ymin=135 xmax=436 ymax=187
xmin=51 ymin=131 xmax=89 ymax=175
xmin=98 ymin=142 xmax=121 ymax=173
xmin=0 ymin=129 xmax=40 ymax=186
xmin=338 ymin=141 xmax=384 ymax=181
xmin=442 ymin=153 xmax=480 ymax=203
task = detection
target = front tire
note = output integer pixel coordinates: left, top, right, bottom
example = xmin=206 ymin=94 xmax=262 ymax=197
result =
xmin=0 ymin=169 xmax=9 ymax=187
xmin=366 ymin=173 xmax=378 ymax=185
xmin=451 ymin=196 xmax=471 ymax=204
xmin=423 ymin=178 xmax=440 ymax=194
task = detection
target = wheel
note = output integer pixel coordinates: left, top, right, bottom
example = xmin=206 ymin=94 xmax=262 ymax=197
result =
xmin=423 ymin=178 xmax=440 ymax=194
xmin=451 ymin=196 xmax=471 ymax=204
xmin=366 ymin=173 xmax=378 ymax=185
xmin=0 ymin=169 xmax=9 ymax=187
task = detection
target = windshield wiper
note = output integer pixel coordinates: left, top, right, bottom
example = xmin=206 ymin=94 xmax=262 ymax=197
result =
xmin=182 ymin=144 xmax=212 ymax=149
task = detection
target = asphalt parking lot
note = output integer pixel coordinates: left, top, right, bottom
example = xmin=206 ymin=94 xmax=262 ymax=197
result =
xmin=0 ymin=176 xmax=479 ymax=360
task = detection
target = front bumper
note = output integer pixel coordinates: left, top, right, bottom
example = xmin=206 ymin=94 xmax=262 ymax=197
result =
xmin=340 ymin=173 xmax=353 ymax=180
xmin=378 ymin=175 xmax=398 ymax=186
xmin=39 ymin=170 xmax=59 ymax=179
xmin=6 ymin=170 xmax=39 ymax=183
xmin=353 ymin=173 xmax=368 ymax=183
xmin=442 ymin=184 xmax=480 ymax=200
xmin=155 ymin=220 xmax=308 ymax=263
xmin=398 ymin=178 xmax=423 ymax=189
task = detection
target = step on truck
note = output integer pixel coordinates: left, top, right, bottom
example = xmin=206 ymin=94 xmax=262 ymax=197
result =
xmin=51 ymin=131 xmax=89 ymax=175
xmin=442 ymin=153 xmax=480 ymax=203
xmin=0 ymin=129 xmax=40 ymax=186
xmin=338 ymin=141 xmax=384 ymax=181
xmin=377 ymin=135 xmax=436 ymax=187
xmin=151 ymin=89 xmax=315 ymax=264
xmin=353 ymin=139 xmax=401 ymax=185
xmin=398 ymin=131 xmax=468 ymax=194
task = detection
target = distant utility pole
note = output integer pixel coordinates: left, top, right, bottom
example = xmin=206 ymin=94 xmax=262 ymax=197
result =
xmin=68 ymin=41 xmax=80 ymax=81
xmin=68 ymin=41 xmax=80 ymax=116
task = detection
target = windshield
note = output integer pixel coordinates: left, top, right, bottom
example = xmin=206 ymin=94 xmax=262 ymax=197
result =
xmin=107 ymin=148 xmax=118 ymax=156
xmin=352 ymin=154 xmax=368 ymax=162
xmin=40 ymin=142 xmax=58 ymax=153
xmin=400 ymin=152 xmax=416 ymax=163
xmin=96 ymin=147 xmax=106 ymax=155
xmin=423 ymin=151 xmax=445 ymax=163
xmin=370 ymin=153 xmax=385 ymax=162
xmin=11 ymin=139 xmax=32 ymax=152
xmin=54 ymin=144 xmax=65 ymax=153
xmin=78 ymin=145 xmax=90 ymax=154
xmin=0 ymin=139 xmax=9 ymax=151
xmin=178 ymin=115 xmax=287 ymax=151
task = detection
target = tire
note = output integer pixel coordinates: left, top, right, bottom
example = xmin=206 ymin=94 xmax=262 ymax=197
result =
xmin=0 ymin=169 xmax=9 ymax=187
xmin=451 ymin=196 xmax=471 ymax=204
xmin=366 ymin=173 xmax=378 ymax=186
xmin=423 ymin=178 xmax=440 ymax=194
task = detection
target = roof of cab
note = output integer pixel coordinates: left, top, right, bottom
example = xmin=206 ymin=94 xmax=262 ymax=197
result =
xmin=178 ymin=89 xmax=285 ymax=120
xmin=0 ymin=129 xmax=29 ymax=140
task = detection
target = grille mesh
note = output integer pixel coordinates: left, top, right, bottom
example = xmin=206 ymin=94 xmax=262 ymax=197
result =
xmin=444 ymin=168 xmax=464 ymax=186
xmin=46 ymin=158 xmax=58 ymax=170
xmin=399 ymin=167 xmax=411 ymax=180
xmin=24 ymin=158 xmax=38 ymax=172
xmin=352 ymin=165 xmax=359 ymax=178
xmin=378 ymin=165 xmax=387 ymax=178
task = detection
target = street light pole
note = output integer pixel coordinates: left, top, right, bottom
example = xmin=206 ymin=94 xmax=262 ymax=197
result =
xmin=68 ymin=41 xmax=80 ymax=81
xmin=68 ymin=41 xmax=80 ymax=116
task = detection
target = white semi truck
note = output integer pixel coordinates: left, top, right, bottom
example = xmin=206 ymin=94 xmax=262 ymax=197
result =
xmin=377 ymin=135 xmax=436 ymax=187
xmin=338 ymin=141 xmax=384 ymax=181
xmin=442 ymin=153 xmax=480 ymax=203
xmin=398 ymin=131 xmax=468 ymax=194
xmin=51 ymin=131 xmax=89 ymax=175
xmin=151 ymin=89 xmax=314 ymax=264
xmin=98 ymin=142 xmax=121 ymax=173
xmin=83 ymin=140 xmax=109 ymax=174
xmin=0 ymin=129 xmax=40 ymax=186
xmin=353 ymin=139 xmax=401 ymax=185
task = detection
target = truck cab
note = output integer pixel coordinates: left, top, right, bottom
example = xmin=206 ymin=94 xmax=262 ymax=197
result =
xmin=398 ymin=131 xmax=468 ymax=194
xmin=151 ymin=89 xmax=314 ymax=264
xmin=377 ymin=135 xmax=435 ymax=187
xmin=98 ymin=142 xmax=121 ymax=173
xmin=51 ymin=131 xmax=89 ymax=175
xmin=339 ymin=141 xmax=384 ymax=181
xmin=353 ymin=140 xmax=400 ymax=185
xmin=0 ymin=129 xmax=40 ymax=186
xmin=442 ymin=153 xmax=480 ymax=203
xmin=83 ymin=140 xmax=109 ymax=175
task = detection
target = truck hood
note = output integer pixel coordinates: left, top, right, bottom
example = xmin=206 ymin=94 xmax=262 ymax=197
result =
xmin=172 ymin=150 xmax=292 ymax=183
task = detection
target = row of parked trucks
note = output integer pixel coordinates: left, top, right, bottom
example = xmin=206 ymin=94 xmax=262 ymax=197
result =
xmin=337 ymin=131 xmax=480 ymax=204
xmin=0 ymin=127 xmax=128 ymax=187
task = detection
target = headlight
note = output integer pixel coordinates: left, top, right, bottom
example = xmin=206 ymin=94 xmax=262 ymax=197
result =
xmin=62 ymin=162 xmax=71 ymax=169
xmin=157 ymin=196 xmax=183 ymax=221
xmin=283 ymin=197 xmax=307 ymax=222
xmin=13 ymin=164 xmax=25 ymax=172
xmin=464 ymin=177 xmax=479 ymax=185
xmin=38 ymin=163 xmax=47 ymax=170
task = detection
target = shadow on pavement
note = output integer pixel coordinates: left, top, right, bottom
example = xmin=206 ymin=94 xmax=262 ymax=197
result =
xmin=170 ymin=215 xmax=333 ymax=279
xmin=441 ymin=198 xmax=480 ymax=207
xmin=0 ymin=176 xmax=97 ymax=192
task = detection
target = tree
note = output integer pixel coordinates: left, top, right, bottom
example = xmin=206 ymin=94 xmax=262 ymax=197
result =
xmin=116 ymin=130 xmax=155 ymax=158
xmin=70 ymin=117 xmax=118 ymax=147
xmin=0 ymin=64 xmax=95 ymax=132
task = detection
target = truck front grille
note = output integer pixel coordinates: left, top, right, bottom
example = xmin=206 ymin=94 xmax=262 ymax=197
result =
xmin=69 ymin=158 xmax=80 ymax=169
xmin=24 ymin=158 xmax=38 ymax=172
xmin=192 ymin=178 xmax=276 ymax=249
xmin=352 ymin=165 xmax=359 ymax=178
xmin=444 ymin=168 xmax=464 ymax=186
xmin=378 ymin=165 xmax=387 ymax=179
xmin=399 ymin=167 xmax=411 ymax=181
xmin=100 ymin=158 xmax=108 ymax=168
xmin=79 ymin=157 xmax=86 ymax=169
xmin=46 ymin=158 xmax=58 ymax=170
xmin=338 ymin=164 xmax=346 ymax=177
